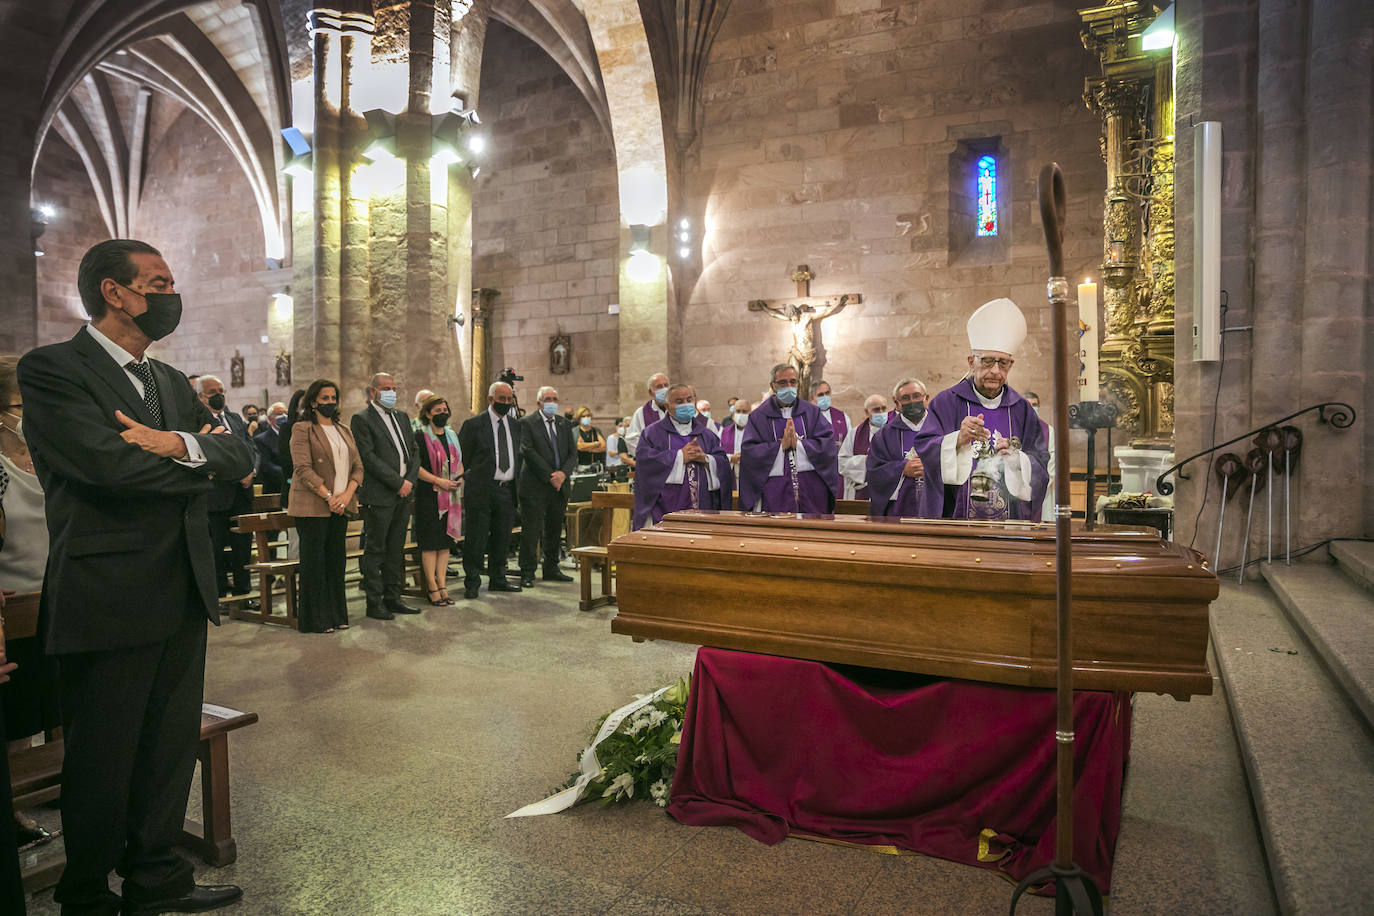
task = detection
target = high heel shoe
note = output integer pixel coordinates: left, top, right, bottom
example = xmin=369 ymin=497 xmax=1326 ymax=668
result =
xmin=427 ymin=588 xmax=447 ymax=607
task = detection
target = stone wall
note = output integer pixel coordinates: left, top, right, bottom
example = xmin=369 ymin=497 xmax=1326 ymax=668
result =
xmin=472 ymin=21 xmax=621 ymax=417
xmin=31 ymin=135 xmax=111 ymax=347
xmin=1173 ymin=0 xmax=1373 ymax=562
xmin=676 ymin=0 xmax=1106 ymax=419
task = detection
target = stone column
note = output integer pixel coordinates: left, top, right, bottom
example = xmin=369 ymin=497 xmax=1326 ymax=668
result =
xmin=339 ymin=20 xmax=374 ymax=416
xmin=307 ymin=10 xmax=345 ymax=388
xmin=469 ymin=286 xmax=498 ymax=415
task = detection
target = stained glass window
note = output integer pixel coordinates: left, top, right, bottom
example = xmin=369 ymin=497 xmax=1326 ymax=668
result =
xmin=976 ymin=154 xmax=997 ymax=237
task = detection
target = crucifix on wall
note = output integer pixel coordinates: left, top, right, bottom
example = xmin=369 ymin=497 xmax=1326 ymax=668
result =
xmin=747 ymin=264 xmax=861 ymax=398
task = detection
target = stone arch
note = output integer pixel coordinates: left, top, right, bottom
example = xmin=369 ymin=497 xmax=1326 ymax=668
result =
xmin=34 ymin=0 xmax=291 ymax=261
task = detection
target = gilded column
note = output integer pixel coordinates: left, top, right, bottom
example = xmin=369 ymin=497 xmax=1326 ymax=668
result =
xmin=1089 ymin=78 xmax=1146 ymax=344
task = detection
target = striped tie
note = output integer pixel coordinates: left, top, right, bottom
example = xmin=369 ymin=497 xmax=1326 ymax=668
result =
xmin=125 ymin=361 xmax=164 ymax=429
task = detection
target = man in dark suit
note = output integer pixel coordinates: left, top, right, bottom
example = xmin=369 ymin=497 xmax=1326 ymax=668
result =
xmin=17 ymin=239 xmax=253 ymax=916
xmin=197 ymin=374 xmax=257 ymax=602
xmin=350 ymin=372 xmax=422 ymax=619
xmin=253 ymin=401 xmax=287 ymax=498
xmin=518 ymin=385 xmax=577 ymax=588
xmin=456 ymin=381 xmax=522 ymax=600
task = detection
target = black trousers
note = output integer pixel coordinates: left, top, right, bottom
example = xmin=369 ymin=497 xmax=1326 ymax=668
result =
xmin=519 ymin=482 xmax=567 ymax=575
xmin=53 ymin=611 xmax=207 ymax=915
xmin=463 ymin=483 xmax=516 ymax=588
xmin=296 ymin=514 xmax=349 ymax=632
xmin=207 ymin=510 xmax=250 ymax=594
xmin=359 ymin=499 xmax=412 ymax=610
xmin=0 ymin=705 xmax=23 ymax=915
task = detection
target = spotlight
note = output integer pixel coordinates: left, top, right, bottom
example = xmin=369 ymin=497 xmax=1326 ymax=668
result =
xmin=679 ymin=218 xmax=690 ymax=230
xmin=37 ymin=203 xmax=56 ymax=220
xmin=629 ymin=224 xmax=651 ymax=254
xmin=1141 ymin=3 xmax=1174 ymax=51
xmin=467 ymin=134 xmax=486 ymax=154
xmin=430 ymin=138 xmax=462 ymax=167
xmin=362 ymin=109 xmax=398 ymax=161
xmin=33 ymin=247 xmax=44 ymax=257
xmin=679 ymin=247 xmax=690 ymax=259
xmin=281 ymin=127 xmax=312 ymax=157
xmin=363 ymin=137 xmax=397 ymax=161
xmin=467 ymin=164 xmax=482 ymax=179
xmin=283 ymin=154 xmax=312 ymax=178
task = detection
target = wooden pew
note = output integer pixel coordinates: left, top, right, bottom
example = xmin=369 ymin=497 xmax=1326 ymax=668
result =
xmin=569 ymin=490 xmax=633 ymax=611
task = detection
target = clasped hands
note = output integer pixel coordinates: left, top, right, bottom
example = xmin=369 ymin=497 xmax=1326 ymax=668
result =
xmin=679 ymin=439 xmax=708 ymax=465
xmin=117 ymin=409 xmax=226 ymax=459
xmin=779 ymin=419 xmax=799 ymax=451
xmin=956 ymin=414 xmax=1014 ymax=453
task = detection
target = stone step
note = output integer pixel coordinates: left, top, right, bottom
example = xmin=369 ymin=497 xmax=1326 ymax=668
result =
xmin=1262 ymin=562 xmax=1374 ymax=731
xmin=1210 ymin=583 xmax=1374 ymax=915
xmin=1330 ymin=539 xmax=1374 ymax=593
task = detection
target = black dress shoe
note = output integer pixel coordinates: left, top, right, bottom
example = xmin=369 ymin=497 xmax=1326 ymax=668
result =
xmin=366 ymin=609 xmax=395 ymax=620
xmin=387 ymin=602 xmax=422 ymax=614
xmin=520 ymin=574 xmax=535 ymax=588
xmin=122 ymin=883 xmax=243 ymax=915
xmin=488 ymin=579 xmax=522 ymax=592
xmin=464 ymin=585 xmax=479 ymax=599
xmin=542 ymin=570 xmax=575 ymax=582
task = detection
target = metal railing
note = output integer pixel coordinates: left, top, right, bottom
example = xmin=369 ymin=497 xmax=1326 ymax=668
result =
xmin=1155 ymin=402 xmax=1357 ymax=495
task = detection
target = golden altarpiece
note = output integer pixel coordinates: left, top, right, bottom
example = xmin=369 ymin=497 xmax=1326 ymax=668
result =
xmin=1081 ymin=2 xmax=1176 ymax=447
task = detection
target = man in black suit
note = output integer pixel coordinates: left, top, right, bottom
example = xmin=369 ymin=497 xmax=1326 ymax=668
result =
xmin=197 ymin=375 xmax=257 ymax=602
xmin=253 ymin=401 xmax=287 ymax=498
xmin=350 ymin=372 xmax=422 ymax=619
xmin=17 ymin=239 xmax=253 ymax=916
xmin=456 ymin=381 xmax=522 ymax=600
xmin=518 ymin=385 xmax=577 ymax=587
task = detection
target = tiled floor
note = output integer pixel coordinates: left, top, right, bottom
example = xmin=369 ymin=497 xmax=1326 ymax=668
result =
xmin=23 ymin=574 xmax=1275 ymax=915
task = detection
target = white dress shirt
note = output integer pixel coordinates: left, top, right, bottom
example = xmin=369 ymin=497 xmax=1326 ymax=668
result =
xmin=370 ymin=401 xmax=408 ymax=476
xmin=487 ymin=407 xmax=516 ymax=481
xmin=85 ymin=323 xmax=205 ymax=467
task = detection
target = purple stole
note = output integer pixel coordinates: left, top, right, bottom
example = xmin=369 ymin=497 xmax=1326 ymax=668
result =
xmin=881 ymin=423 xmax=925 ymax=517
xmin=640 ymin=400 xmax=664 ymax=429
xmin=719 ymin=422 xmax=740 ymax=454
xmin=824 ymin=407 xmax=848 ymax=442
xmin=851 ymin=420 xmax=874 ymax=500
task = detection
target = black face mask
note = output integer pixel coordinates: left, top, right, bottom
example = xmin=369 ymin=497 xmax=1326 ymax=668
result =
xmin=491 ymin=401 xmax=512 ymax=416
xmin=244 ymin=413 xmax=258 ymax=424
xmin=316 ymin=403 xmax=339 ymax=419
xmin=207 ymin=394 xmax=226 ymax=411
xmin=901 ymin=401 xmax=926 ymax=423
xmin=119 ymin=284 xmax=183 ymax=341
xmin=432 ymin=413 xmax=450 ymax=427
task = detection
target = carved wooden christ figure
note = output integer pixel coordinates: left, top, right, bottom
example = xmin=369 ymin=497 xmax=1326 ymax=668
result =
xmin=747 ymin=264 xmax=861 ymax=398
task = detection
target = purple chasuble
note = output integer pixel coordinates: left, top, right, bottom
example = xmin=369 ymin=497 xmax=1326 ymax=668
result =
xmin=738 ymin=397 xmax=839 ymax=514
xmin=632 ymin=415 xmax=734 ymax=530
xmin=865 ymin=419 xmax=928 ymax=517
xmin=821 ymin=407 xmax=848 ymax=494
xmin=639 ymin=400 xmax=665 ymax=430
xmin=912 ymin=378 xmax=1049 ymax=521
xmin=719 ymin=422 xmax=742 ymax=454
xmin=851 ymin=419 xmax=875 ymax=500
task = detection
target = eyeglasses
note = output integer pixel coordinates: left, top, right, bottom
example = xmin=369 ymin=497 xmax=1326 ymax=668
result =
xmin=975 ymin=356 xmax=1014 ymax=370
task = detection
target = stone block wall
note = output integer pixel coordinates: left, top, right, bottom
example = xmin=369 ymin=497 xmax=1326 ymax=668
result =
xmin=472 ymin=21 xmax=621 ymax=417
xmin=31 ymin=135 xmax=110 ymax=347
xmin=676 ymin=0 xmax=1106 ymax=419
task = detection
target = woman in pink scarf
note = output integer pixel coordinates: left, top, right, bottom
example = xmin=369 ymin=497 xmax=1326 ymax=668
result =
xmin=414 ymin=395 xmax=464 ymax=605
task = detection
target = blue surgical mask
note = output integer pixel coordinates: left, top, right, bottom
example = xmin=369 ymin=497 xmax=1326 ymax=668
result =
xmin=378 ymin=390 xmax=398 ymax=409
xmin=674 ymin=404 xmax=696 ymax=422
xmin=542 ymin=401 xmax=558 ymax=417
xmin=580 ymin=416 xmax=591 ymax=427
xmin=775 ymin=386 xmax=797 ymax=405
xmin=654 ymin=388 xmax=668 ymax=404
xmin=816 ymin=395 xmax=831 ymax=411
xmin=701 ymin=411 xmax=711 ymax=421
xmin=870 ymin=412 xmax=888 ymax=428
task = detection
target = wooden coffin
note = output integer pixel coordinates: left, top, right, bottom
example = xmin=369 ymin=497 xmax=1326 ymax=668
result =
xmin=609 ymin=511 xmax=1218 ymax=698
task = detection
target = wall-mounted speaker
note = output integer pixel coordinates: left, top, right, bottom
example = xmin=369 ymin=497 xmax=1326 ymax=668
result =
xmin=1193 ymin=121 xmax=1222 ymax=361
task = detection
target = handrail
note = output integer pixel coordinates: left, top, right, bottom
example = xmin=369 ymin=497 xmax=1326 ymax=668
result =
xmin=1155 ymin=402 xmax=1357 ymax=495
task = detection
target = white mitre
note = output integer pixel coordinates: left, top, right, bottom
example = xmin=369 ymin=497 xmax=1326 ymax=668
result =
xmin=967 ymin=297 xmax=1027 ymax=355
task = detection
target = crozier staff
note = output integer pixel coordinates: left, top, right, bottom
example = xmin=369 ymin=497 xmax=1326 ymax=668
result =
xmin=913 ymin=298 xmax=1049 ymax=521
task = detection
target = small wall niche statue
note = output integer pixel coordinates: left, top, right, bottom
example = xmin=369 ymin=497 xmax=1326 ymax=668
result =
xmin=549 ymin=332 xmax=571 ymax=375
xmin=230 ymin=350 xmax=245 ymax=388
xmin=275 ymin=350 xmax=291 ymax=387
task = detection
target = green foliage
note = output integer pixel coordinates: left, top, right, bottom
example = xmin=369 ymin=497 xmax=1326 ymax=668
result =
xmin=563 ymin=677 xmax=690 ymax=807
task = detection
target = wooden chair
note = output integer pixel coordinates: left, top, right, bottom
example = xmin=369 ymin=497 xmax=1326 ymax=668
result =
xmin=233 ymin=511 xmax=299 ymax=628
xmin=572 ymin=491 xmax=634 ymax=611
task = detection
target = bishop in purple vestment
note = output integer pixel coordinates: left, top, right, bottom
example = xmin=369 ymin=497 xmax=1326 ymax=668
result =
xmin=867 ymin=379 xmax=932 ymax=517
xmin=633 ymin=384 xmax=733 ymax=530
xmin=738 ymin=364 xmax=839 ymax=514
xmin=912 ymin=298 xmax=1049 ymax=521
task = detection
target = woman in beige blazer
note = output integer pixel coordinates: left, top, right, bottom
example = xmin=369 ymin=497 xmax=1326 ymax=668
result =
xmin=289 ymin=379 xmax=364 ymax=633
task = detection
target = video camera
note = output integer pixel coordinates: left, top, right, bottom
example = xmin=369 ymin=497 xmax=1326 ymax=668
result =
xmin=498 ymin=367 xmax=523 ymax=386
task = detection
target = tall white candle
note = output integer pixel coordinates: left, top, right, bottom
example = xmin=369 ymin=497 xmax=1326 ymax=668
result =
xmin=1078 ymin=280 xmax=1100 ymax=401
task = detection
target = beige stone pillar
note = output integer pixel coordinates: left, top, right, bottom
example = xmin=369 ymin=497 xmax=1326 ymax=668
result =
xmin=307 ymin=10 xmax=345 ymax=387
xmin=338 ymin=22 xmax=374 ymax=416
xmin=469 ymin=286 xmax=498 ymax=415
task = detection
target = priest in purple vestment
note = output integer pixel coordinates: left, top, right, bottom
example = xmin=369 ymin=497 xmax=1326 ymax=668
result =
xmin=738 ymin=364 xmax=839 ymax=514
xmin=719 ymin=399 xmax=750 ymax=469
xmin=838 ymin=393 xmax=889 ymax=500
xmin=632 ymin=383 xmax=733 ymax=530
xmin=811 ymin=379 xmax=848 ymax=495
xmin=866 ymin=379 xmax=933 ymax=516
xmin=624 ymin=371 xmax=670 ymax=456
xmin=913 ymin=298 xmax=1049 ymax=521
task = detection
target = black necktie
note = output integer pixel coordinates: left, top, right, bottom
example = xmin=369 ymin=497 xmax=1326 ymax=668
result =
xmin=547 ymin=419 xmax=560 ymax=466
xmin=387 ymin=410 xmax=408 ymax=459
xmin=497 ymin=418 xmax=510 ymax=473
xmin=125 ymin=361 xmax=164 ymax=429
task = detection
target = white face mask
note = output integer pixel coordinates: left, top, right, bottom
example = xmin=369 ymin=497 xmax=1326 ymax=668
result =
xmin=733 ymin=413 xmax=748 ymax=428
xmin=2 ymin=409 xmax=21 ymax=442
xmin=615 ymin=426 xmax=625 ymax=436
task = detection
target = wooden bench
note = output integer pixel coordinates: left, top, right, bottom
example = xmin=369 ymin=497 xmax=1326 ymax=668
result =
xmin=572 ymin=491 xmax=634 ymax=611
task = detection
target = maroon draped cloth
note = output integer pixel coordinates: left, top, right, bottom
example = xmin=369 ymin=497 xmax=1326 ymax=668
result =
xmin=667 ymin=648 xmax=1131 ymax=893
